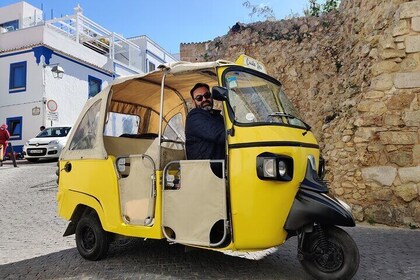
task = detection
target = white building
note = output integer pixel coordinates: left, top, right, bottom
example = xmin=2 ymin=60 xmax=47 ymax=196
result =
xmin=0 ymin=1 xmax=177 ymax=155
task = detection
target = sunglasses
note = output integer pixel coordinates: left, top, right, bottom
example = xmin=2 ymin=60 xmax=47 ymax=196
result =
xmin=194 ymin=92 xmax=211 ymax=102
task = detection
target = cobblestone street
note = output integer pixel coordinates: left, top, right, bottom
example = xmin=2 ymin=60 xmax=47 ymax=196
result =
xmin=0 ymin=160 xmax=419 ymax=279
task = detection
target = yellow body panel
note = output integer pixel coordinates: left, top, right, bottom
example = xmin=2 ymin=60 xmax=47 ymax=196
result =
xmin=57 ymin=158 xmax=164 ymax=239
xmin=228 ymin=126 xmax=319 ymax=250
xmin=57 ymin=62 xmax=321 ymax=252
xmin=215 ymin=66 xmax=320 ymax=250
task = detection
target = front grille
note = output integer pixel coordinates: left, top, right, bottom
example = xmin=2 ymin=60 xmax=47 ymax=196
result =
xmin=27 ymin=148 xmax=47 ymax=156
xmin=29 ymin=143 xmax=48 ymax=146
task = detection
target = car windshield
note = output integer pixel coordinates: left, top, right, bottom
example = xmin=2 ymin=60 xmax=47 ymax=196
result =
xmin=37 ymin=127 xmax=71 ymax=138
xmin=224 ymin=70 xmax=307 ymax=129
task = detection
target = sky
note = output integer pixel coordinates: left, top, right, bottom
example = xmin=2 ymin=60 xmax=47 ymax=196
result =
xmin=0 ymin=0 xmax=311 ymax=54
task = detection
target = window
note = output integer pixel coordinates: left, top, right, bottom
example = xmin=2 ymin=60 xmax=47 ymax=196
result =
xmin=88 ymin=75 xmax=102 ymax=98
xmin=9 ymin=61 xmax=27 ymax=93
xmin=104 ymin=112 xmax=140 ymax=137
xmin=148 ymin=61 xmax=155 ymax=72
xmin=163 ymin=113 xmax=185 ymax=142
xmin=36 ymin=126 xmax=71 ymax=138
xmin=0 ymin=20 xmax=19 ymax=31
xmin=69 ymin=100 xmax=102 ymax=150
xmin=224 ymin=70 xmax=307 ymax=128
xmin=6 ymin=116 xmax=22 ymax=140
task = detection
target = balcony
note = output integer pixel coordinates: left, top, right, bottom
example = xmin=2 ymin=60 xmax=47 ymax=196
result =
xmin=0 ymin=5 xmax=143 ymax=73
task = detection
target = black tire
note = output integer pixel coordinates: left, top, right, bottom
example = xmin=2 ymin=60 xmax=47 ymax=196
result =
xmin=27 ymin=158 xmax=39 ymax=162
xmin=75 ymin=214 xmax=110 ymax=261
xmin=300 ymin=226 xmax=359 ymax=280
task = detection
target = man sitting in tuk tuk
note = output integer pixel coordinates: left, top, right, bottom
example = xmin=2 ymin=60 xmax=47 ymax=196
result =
xmin=185 ymin=83 xmax=225 ymax=160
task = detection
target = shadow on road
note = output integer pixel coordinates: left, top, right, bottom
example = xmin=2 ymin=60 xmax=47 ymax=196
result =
xmin=0 ymin=238 xmax=310 ymax=279
xmin=0 ymin=227 xmax=419 ymax=279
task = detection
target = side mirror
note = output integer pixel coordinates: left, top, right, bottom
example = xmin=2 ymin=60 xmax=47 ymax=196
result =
xmin=211 ymin=86 xmax=228 ymax=101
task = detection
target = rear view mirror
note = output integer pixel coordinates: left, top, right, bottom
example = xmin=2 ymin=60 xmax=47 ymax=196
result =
xmin=212 ymin=86 xmax=228 ymax=101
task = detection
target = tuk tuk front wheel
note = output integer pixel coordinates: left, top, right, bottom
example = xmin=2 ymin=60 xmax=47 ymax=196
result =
xmin=75 ymin=214 xmax=110 ymax=261
xmin=299 ymin=225 xmax=359 ymax=280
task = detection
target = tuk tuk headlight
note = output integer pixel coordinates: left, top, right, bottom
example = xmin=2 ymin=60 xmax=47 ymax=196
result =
xmin=257 ymin=153 xmax=293 ymax=181
xmin=263 ymin=159 xmax=276 ymax=177
xmin=278 ymin=160 xmax=287 ymax=177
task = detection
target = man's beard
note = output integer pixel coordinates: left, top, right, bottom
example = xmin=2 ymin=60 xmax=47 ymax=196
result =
xmin=200 ymin=100 xmax=213 ymax=111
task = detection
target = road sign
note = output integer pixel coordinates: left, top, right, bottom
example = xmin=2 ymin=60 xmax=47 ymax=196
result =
xmin=47 ymin=99 xmax=58 ymax=112
xmin=47 ymin=111 xmax=59 ymax=121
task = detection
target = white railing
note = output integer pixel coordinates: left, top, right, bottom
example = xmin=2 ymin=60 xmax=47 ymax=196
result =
xmin=45 ymin=12 xmax=142 ymax=72
xmin=22 ymin=14 xmax=44 ymax=28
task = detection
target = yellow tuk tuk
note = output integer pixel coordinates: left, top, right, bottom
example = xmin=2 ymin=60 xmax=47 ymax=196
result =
xmin=57 ymin=55 xmax=359 ymax=279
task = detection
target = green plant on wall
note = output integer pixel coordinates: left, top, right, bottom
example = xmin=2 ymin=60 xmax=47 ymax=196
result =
xmin=305 ymin=0 xmax=340 ymax=17
xmin=306 ymin=0 xmax=321 ymax=16
xmin=242 ymin=1 xmax=276 ymax=21
xmin=323 ymin=0 xmax=340 ymax=13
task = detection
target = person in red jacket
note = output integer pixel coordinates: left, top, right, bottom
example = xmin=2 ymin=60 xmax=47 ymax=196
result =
xmin=0 ymin=123 xmax=10 ymax=157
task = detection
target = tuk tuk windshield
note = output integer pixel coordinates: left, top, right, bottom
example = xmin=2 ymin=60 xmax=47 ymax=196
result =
xmin=224 ymin=70 xmax=307 ymax=129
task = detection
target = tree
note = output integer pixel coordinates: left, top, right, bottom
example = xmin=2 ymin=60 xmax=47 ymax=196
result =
xmin=242 ymin=1 xmax=276 ymax=21
xmin=305 ymin=0 xmax=340 ymax=17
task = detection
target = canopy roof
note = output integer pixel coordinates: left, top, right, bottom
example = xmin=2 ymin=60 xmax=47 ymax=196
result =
xmin=108 ymin=60 xmax=233 ymax=134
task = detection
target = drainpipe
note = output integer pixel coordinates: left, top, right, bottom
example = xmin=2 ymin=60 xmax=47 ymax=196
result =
xmin=42 ymin=64 xmax=47 ymax=128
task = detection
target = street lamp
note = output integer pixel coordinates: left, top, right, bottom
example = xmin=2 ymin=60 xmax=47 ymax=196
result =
xmin=51 ymin=64 xmax=65 ymax=79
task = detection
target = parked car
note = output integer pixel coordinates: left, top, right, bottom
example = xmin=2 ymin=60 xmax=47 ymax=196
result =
xmin=23 ymin=126 xmax=71 ymax=162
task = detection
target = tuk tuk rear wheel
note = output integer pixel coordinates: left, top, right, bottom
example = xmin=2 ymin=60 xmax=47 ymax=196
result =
xmin=299 ymin=226 xmax=359 ymax=280
xmin=75 ymin=214 xmax=110 ymax=261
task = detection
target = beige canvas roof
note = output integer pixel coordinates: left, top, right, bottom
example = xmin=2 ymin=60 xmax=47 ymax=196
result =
xmin=108 ymin=60 xmax=233 ymax=134
xmin=61 ymin=60 xmax=234 ymax=160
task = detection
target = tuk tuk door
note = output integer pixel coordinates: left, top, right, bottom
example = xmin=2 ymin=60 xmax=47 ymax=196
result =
xmin=161 ymin=160 xmax=228 ymax=247
xmin=117 ymin=153 xmax=156 ymax=226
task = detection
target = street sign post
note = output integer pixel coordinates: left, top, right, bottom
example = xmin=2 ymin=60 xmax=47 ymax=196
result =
xmin=46 ymin=100 xmax=59 ymax=123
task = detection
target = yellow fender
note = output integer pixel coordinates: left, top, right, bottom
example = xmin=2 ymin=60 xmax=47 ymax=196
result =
xmin=58 ymin=189 xmax=109 ymax=232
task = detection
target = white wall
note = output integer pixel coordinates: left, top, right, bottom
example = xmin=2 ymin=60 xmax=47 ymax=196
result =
xmin=0 ymin=1 xmax=43 ymax=29
xmin=0 ymin=2 xmax=23 ymax=28
xmin=130 ymin=36 xmax=177 ymax=72
xmin=0 ymin=48 xmax=112 ymax=150
xmin=43 ymin=27 xmax=113 ymax=72
xmin=44 ymin=55 xmax=112 ymax=128
xmin=0 ymin=2 xmax=177 ymax=154
xmin=0 ymin=50 xmax=43 ymax=150
xmin=114 ymin=63 xmax=138 ymax=77
xmin=0 ymin=26 xmax=114 ymax=72
xmin=0 ymin=24 xmax=43 ymax=50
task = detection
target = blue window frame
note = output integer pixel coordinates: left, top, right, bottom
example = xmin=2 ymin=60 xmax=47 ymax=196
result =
xmin=9 ymin=61 xmax=27 ymax=93
xmin=148 ymin=61 xmax=155 ymax=72
xmin=88 ymin=75 xmax=102 ymax=98
xmin=6 ymin=116 xmax=23 ymax=140
xmin=0 ymin=20 xmax=19 ymax=31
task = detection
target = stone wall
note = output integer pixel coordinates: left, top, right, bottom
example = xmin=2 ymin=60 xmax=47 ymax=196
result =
xmin=180 ymin=41 xmax=211 ymax=62
xmin=180 ymin=0 xmax=420 ymax=227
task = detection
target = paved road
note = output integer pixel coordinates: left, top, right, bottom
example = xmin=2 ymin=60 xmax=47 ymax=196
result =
xmin=0 ymin=160 xmax=419 ymax=279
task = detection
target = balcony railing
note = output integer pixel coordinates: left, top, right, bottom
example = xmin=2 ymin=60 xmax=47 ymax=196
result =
xmin=44 ymin=10 xmax=142 ymax=72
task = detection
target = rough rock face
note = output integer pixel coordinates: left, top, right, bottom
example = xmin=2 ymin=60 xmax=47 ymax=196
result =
xmin=180 ymin=0 xmax=420 ymax=227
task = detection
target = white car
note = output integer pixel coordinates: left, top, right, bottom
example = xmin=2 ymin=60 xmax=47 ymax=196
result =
xmin=23 ymin=126 xmax=71 ymax=162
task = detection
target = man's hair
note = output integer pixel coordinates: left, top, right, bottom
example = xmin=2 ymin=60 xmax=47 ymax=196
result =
xmin=190 ymin=83 xmax=210 ymax=99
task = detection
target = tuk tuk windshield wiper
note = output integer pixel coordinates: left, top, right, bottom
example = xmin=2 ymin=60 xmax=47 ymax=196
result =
xmin=268 ymin=112 xmax=311 ymax=134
